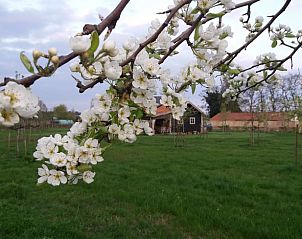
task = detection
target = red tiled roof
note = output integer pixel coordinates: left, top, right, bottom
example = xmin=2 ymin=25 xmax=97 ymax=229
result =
xmin=156 ymin=105 xmax=171 ymax=115
xmin=211 ymin=112 xmax=290 ymax=121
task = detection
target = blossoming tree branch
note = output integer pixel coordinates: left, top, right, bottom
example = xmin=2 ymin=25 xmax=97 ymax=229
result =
xmin=0 ymin=0 xmax=300 ymax=186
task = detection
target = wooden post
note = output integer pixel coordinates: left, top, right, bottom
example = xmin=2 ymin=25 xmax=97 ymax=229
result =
xmin=169 ymin=114 xmax=172 ymax=134
xmin=24 ymin=137 xmax=27 ymax=157
xmin=8 ymin=130 xmax=11 ymax=156
xmin=16 ymin=128 xmax=20 ymax=154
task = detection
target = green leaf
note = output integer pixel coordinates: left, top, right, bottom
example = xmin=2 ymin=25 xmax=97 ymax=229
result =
xmin=135 ymin=109 xmax=144 ymax=119
xmin=191 ymin=84 xmax=196 ymax=94
xmin=285 ymin=33 xmax=296 ymax=38
xmin=77 ymin=164 xmax=92 ymax=172
xmin=227 ymin=69 xmax=240 ymax=75
xmin=277 ymin=66 xmax=287 ymax=71
xmin=220 ymin=64 xmax=229 ymax=73
xmin=150 ymin=53 xmax=161 ymax=60
xmin=145 ymin=46 xmax=154 ymax=54
xmin=129 ymin=114 xmax=134 ymax=122
xmin=88 ymin=31 xmax=99 ymax=55
xmin=271 ymin=40 xmax=277 ymax=48
xmin=190 ymin=7 xmax=200 ymax=15
xmin=194 ymin=22 xmax=201 ymax=42
xmin=20 ymin=51 xmax=34 ymax=74
xmin=98 ymin=126 xmax=108 ymax=134
xmin=206 ymin=12 xmax=225 ymax=19
xmin=263 ymin=71 xmax=268 ymax=79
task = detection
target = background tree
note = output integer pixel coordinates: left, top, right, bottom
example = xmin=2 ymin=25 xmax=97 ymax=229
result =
xmin=204 ymin=90 xmax=241 ymax=118
xmin=53 ymin=104 xmax=76 ymax=120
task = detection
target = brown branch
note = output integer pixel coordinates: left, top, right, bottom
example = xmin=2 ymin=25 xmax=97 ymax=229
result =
xmin=120 ymin=0 xmax=192 ymax=67
xmin=0 ymin=0 xmax=130 ymax=88
xmin=280 ymin=39 xmax=295 ymax=49
xmin=236 ymin=40 xmax=302 ymax=96
xmin=174 ymin=0 xmax=261 ymax=93
xmin=169 ymin=0 xmax=261 ymax=65
xmin=72 ymin=76 xmax=104 ymax=93
xmin=215 ymin=0 xmax=292 ymax=68
xmin=159 ymin=14 xmax=204 ymax=64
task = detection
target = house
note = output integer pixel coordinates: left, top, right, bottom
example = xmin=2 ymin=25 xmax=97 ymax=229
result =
xmin=151 ymin=101 xmax=205 ymax=134
xmin=210 ymin=112 xmax=297 ymax=131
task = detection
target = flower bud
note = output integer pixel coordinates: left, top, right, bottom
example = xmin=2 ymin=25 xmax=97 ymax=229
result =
xmin=48 ymin=47 xmax=57 ymax=56
xmin=255 ymin=22 xmax=262 ymax=29
xmin=108 ymin=48 xmax=119 ymax=57
xmin=51 ymin=55 xmax=59 ymax=64
xmin=102 ymin=40 xmax=116 ymax=53
xmin=33 ymin=50 xmax=42 ymax=59
xmin=69 ymin=62 xmax=80 ymax=72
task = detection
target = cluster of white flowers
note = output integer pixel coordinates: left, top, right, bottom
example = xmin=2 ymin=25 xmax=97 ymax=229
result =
xmin=180 ymin=63 xmax=213 ymax=86
xmin=34 ymin=133 xmax=99 ymax=186
xmin=240 ymin=16 xmax=264 ymax=42
xmin=196 ymin=0 xmax=235 ymax=11
xmin=69 ymin=37 xmax=122 ymax=85
xmin=220 ymin=0 xmax=236 ymax=11
xmin=270 ymin=24 xmax=296 ymax=42
xmin=197 ymin=23 xmax=231 ymax=64
xmin=34 ymin=87 xmax=156 ymax=185
xmin=254 ymin=53 xmax=277 ymax=65
xmin=223 ymin=70 xmax=264 ymax=97
xmin=160 ymin=89 xmax=186 ymax=120
xmin=0 ymin=82 xmax=40 ymax=127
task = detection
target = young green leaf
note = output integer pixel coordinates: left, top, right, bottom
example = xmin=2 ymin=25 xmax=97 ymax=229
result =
xmin=20 ymin=51 xmax=35 ymax=74
xmin=149 ymin=53 xmax=161 ymax=60
xmin=206 ymin=12 xmax=225 ymax=19
xmin=77 ymin=164 xmax=92 ymax=173
xmin=194 ymin=22 xmax=201 ymax=42
xmin=277 ymin=66 xmax=287 ymax=71
xmin=227 ymin=69 xmax=240 ymax=75
xmin=190 ymin=7 xmax=200 ymax=15
xmin=88 ymin=31 xmax=99 ymax=55
xmin=271 ymin=40 xmax=277 ymax=48
xmin=285 ymin=33 xmax=296 ymax=38
xmin=191 ymin=84 xmax=196 ymax=94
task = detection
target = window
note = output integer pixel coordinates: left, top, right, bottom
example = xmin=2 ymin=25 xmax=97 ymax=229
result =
xmin=189 ymin=117 xmax=195 ymax=125
xmin=178 ymin=118 xmax=183 ymax=124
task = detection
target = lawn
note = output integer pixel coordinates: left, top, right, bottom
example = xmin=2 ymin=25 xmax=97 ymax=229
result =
xmin=0 ymin=129 xmax=302 ymax=239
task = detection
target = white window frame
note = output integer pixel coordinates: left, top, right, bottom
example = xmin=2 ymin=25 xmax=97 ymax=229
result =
xmin=189 ymin=117 xmax=195 ymax=125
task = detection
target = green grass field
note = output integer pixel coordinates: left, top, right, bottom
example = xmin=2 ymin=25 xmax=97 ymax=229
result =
xmin=0 ymin=129 xmax=302 ymax=239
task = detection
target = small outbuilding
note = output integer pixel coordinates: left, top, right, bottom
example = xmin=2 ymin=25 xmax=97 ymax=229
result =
xmin=210 ymin=112 xmax=297 ymax=131
xmin=151 ymin=102 xmax=205 ymax=134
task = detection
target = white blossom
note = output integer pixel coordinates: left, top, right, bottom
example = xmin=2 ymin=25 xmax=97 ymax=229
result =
xmin=132 ymin=68 xmax=149 ymax=89
xmin=0 ymin=108 xmax=19 ymax=126
xmin=104 ymin=61 xmax=122 ymax=80
xmin=118 ymin=106 xmax=131 ymax=124
xmin=66 ymin=162 xmax=79 ymax=176
xmin=83 ymin=171 xmax=96 ymax=184
xmin=37 ymin=164 xmax=50 ymax=184
xmin=69 ymin=35 xmax=91 ymax=53
xmin=141 ymin=58 xmax=160 ymax=75
xmin=50 ymin=152 xmax=67 ymax=167
xmin=47 ymin=170 xmax=67 ymax=186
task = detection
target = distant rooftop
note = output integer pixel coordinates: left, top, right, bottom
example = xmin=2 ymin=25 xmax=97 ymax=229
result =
xmin=211 ymin=112 xmax=292 ymax=121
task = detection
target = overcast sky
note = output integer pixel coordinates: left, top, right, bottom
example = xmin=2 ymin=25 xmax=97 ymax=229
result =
xmin=0 ymin=0 xmax=301 ymax=111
